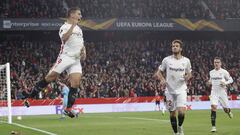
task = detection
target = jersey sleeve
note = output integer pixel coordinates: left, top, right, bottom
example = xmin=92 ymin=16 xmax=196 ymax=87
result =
xmin=59 ymin=25 xmax=68 ymax=39
xmin=224 ymin=70 xmax=233 ymax=85
xmin=158 ymin=58 xmax=167 ymax=71
xmin=185 ymin=58 xmax=192 ymax=73
xmin=209 ymin=71 xmax=212 ymax=82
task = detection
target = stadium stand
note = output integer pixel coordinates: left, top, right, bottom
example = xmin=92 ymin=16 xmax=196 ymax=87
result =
xmin=205 ymin=0 xmax=240 ymax=19
xmin=0 ymin=0 xmax=66 ymax=18
xmin=0 ymin=39 xmax=239 ymax=99
xmin=1 ymin=0 xmax=239 ymax=19
xmin=0 ymin=0 xmax=239 ymax=99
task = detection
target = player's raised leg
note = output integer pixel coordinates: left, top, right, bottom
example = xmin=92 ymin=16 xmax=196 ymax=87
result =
xmin=219 ymin=91 xmax=233 ymax=119
xmin=224 ymin=108 xmax=233 ymax=118
xmin=22 ymin=71 xmax=59 ymax=107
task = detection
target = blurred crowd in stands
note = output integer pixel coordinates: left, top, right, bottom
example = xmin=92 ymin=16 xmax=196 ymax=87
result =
xmin=0 ymin=0 xmax=66 ymax=18
xmin=0 ymin=0 xmax=239 ymax=100
xmin=205 ymin=0 xmax=240 ymax=19
xmin=1 ymin=0 xmax=239 ymax=19
xmin=0 ymin=39 xmax=239 ymax=99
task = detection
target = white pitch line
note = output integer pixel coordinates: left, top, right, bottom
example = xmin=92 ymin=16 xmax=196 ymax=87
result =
xmin=119 ymin=117 xmax=169 ymax=123
xmin=1 ymin=121 xmax=57 ymax=135
xmin=82 ymin=115 xmax=169 ymax=123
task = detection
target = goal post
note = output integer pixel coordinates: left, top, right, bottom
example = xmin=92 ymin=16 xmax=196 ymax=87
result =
xmin=0 ymin=63 xmax=12 ymax=124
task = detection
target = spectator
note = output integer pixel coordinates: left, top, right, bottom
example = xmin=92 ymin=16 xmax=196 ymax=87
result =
xmin=0 ymin=39 xmax=239 ymax=99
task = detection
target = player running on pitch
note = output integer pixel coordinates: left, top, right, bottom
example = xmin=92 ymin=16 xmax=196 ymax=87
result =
xmin=208 ymin=57 xmax=233 ymax=132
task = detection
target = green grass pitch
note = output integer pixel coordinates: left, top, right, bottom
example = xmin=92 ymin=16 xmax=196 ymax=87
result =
xmin=0 ymin=109 xmax=239 ymax=135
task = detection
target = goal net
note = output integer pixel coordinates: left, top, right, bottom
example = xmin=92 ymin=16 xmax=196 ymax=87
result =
xmin=0 ymin=63 xmax=12 ymax=124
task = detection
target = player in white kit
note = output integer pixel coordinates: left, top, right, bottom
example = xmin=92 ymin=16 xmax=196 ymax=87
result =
xmin=154 ymin=39 xmax=192 ymax=135
xmin=208 ymin=57 xmax=233 ymax=132
xmin=22 ymin=7 xmax=86 ymax=118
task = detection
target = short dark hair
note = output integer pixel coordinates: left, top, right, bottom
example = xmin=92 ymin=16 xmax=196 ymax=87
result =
xmin=214 ymin=57 xmax=222 ymax=61
xmin=67 ymin=7 xmax=80 ymax=17
xmin=172 ymin=39 xmax=183 ymax=48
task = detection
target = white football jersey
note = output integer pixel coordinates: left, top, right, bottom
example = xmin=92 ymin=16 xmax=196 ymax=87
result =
xmin=209 ymin=68 xmax=233 ymax=91
xmin=59 ymin=22 xmax=84 ymax=58
xmin=159 ymin=55 xmax=192 ymax=94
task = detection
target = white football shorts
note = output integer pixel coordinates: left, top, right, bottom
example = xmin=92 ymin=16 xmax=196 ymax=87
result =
xmin=210 ymin=90 xmax=229 ymax=108
xmin=165 ymin=90 xmax=187 ymax=111
xmin=50 ymin=54 xmax=82 ymax=74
